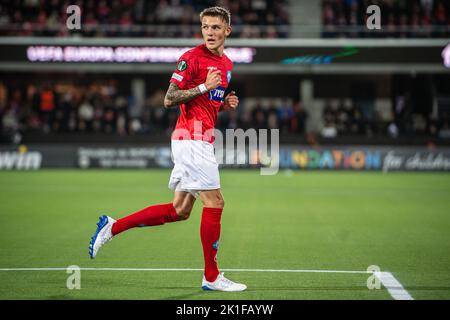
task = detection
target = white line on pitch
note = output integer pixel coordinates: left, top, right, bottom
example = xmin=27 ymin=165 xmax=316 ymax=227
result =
xmin=0 ymin=267 xmax=414 ymax=300
xmin=0 ymin=267 xmax=370 ymax=274
xmin=375 ymin=272 xmax=414 ymax=300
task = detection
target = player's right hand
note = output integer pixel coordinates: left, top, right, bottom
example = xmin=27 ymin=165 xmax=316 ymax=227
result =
xmin=204 ymin=69 xmax=222 ymax=91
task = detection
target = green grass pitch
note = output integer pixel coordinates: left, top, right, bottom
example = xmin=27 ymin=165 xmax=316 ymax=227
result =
xmin=0 ymin=169 xmax=449 ymax=300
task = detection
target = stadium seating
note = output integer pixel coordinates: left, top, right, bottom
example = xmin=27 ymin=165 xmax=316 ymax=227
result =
xmin=322 ymin=0 xmax=450 ymax=38
xmin=0 ymin=0 xmax=290 ymax=38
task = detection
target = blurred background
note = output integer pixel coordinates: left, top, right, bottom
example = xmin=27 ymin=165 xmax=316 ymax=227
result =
xmin=0 ymin=0 xmax=449 ymax=170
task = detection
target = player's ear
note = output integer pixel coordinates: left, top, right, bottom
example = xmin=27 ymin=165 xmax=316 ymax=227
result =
xmin=225 ymin=25 xmax=232 ymax=37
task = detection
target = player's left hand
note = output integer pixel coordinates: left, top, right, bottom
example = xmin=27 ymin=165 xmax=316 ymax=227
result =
xmin=223 ymin=91 xmax=239 ymax=110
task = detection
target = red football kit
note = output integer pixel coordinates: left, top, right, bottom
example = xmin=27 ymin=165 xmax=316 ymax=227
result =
xmin=169 ymin=44 xmax=234 ymax=143
xmin=94 ymin=41 xmax=245 ymax=287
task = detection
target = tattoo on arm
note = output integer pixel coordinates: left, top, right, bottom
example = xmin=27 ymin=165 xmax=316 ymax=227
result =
xmin=164 ymin=83 xmax=202 ymax=108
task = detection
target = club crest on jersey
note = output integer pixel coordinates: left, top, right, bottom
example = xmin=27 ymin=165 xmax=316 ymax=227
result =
xmin=227 ymin=70 xmax=232 ymax=83
xmin=177 ymin=60 xmax=187 ymax=71
xmin=209 ymin=86 xmax=225 ymax=102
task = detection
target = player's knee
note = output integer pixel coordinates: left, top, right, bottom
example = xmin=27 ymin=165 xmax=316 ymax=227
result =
xmin=217 ymin=198 xmax=225 ymax=208
xmin=206 ymin=198 xmax=224 ymax=208
xmin=174 ymin=204 xmax=192 ymax=220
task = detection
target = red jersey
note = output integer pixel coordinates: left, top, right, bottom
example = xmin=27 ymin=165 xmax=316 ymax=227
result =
xmin=169 ymin=44 xmax=234 ymax=143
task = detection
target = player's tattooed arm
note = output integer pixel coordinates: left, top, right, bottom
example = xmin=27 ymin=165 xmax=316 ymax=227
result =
xmin=164 ymin=70 xmax=222 ymax=108
xmin=164 ymin=83 xmax=202 ymax=108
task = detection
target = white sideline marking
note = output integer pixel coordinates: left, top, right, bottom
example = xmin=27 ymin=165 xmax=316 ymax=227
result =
xmin=0 ymin=267 xmax=369 ymax=273
xmin=375 ymin=272 xmax=414 ymax=300
xmin=0 ymin=267 xmax=413 ymax=300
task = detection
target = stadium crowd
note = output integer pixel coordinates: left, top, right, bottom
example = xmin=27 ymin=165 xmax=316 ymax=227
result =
xmin=0 ymin=0 xmax=290 ymax=38
xmin=2 ymin=78 xmax=447 ymax=142
xmin=1 ymin=0 xmax=448 ymax=38
xmin=322 ymin=0 xmax=450 ymax=38
xmin=0 ymin=80 xmax=308 ymax=141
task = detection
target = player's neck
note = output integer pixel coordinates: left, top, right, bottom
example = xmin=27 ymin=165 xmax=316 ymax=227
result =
xmin=207 ymin=45 xmax=224 ymax=57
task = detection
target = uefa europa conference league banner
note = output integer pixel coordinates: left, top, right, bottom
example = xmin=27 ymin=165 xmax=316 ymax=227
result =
xmin=1 ymin=145 xmax=450 ymax=172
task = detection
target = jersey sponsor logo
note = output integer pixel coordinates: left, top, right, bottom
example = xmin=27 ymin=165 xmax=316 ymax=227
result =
xmin=171 ymin=73 xmax=183 ymax=81
xmin=207 ymin=66 xmax=218 ymax=71
xmin=177 ymin=60 xmax=187 ymax=71
xmin=208 ymin=86 xmax=225 ymax=102
xmin=227 ymin=70 xmax=232 ymax=83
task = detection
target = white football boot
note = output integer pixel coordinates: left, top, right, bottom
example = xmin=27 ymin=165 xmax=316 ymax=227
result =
xmin=202 ymin=272 xmax=247 ymax=292
xmin=89 ymin=215 xmax=116 ymax=259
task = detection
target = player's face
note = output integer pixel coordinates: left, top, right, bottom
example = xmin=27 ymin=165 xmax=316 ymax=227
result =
xmin=201 ymin=16 xmax=231 ymax=53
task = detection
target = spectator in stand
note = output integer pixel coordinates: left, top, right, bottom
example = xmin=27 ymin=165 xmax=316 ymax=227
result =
xmin=437 ymin=110 xmax=450 ymax=138
xmin=0 ymin=83 xmax=7 ymax=134
xmin=78 ymin=99 xmax=95 ymax=132
xmin=55 ymin=91 xmax=74 ymax=132
xmin=267 ymin=105 xmax=279 ymax=130
xmin=144 ymin=89 xmax=165 ymax=133
xmin=291 ymin=101 xmax=308 ymax=134
xmin=39 ymin=85 xmax=56 ymax=133
xmin=276 ymin=99 xmax=294 ymax=134
xmin=252 ymin=103 xmax=267 ymax=130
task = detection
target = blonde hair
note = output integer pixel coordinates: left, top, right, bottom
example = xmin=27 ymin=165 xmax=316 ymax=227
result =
xmin=199 ymin=6 xmax=231 ymax=25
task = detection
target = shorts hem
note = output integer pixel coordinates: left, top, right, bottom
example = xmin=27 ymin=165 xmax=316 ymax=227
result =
xmin=168 ymin=185 xmax=221 ymax=192
xmin=181 ymin=185 xmax=221 ymax=191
